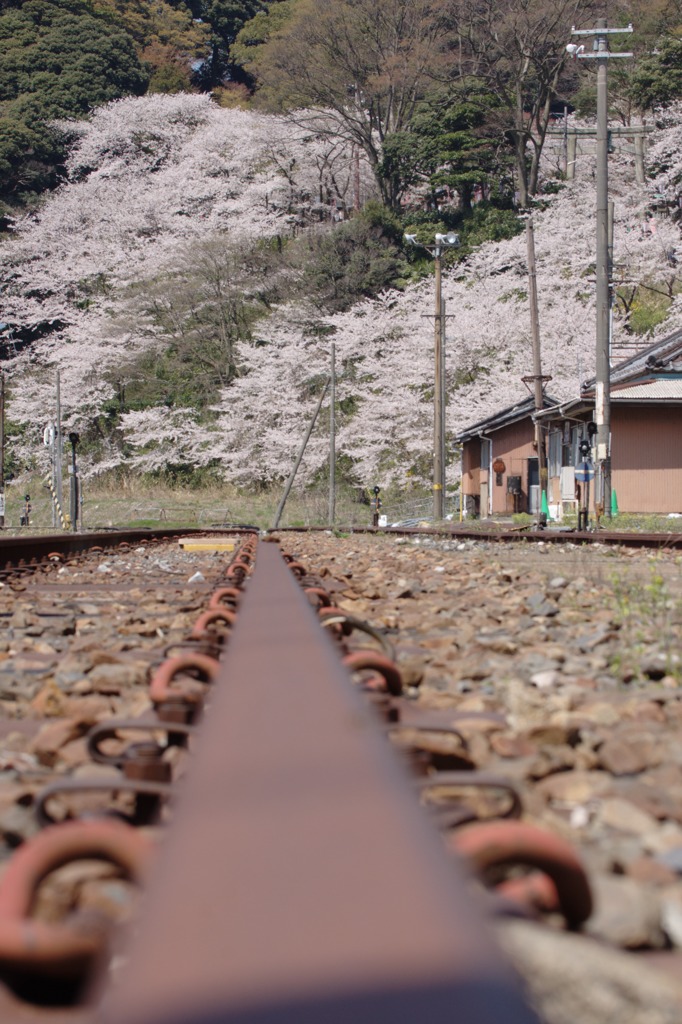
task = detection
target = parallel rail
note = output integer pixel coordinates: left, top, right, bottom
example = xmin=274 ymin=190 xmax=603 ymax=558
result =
xmin=275 ymin=524 xmax=682 ymax=549
xmin=2 ymin=521 xmax=682 ymax=579
xmin=0 ymin=528 xmax=256 ymax=573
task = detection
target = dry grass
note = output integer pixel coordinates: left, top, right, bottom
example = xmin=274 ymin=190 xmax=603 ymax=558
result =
xmin=0 ymin=476 xmax=393 ymax=534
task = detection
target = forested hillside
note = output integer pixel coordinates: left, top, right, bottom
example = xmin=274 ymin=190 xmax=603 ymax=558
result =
xmin=2 ymin=0 xmax=682 ymax=490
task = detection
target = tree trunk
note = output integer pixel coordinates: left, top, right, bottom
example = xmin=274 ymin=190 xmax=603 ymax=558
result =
xmin=513 ymin=133 xmax=529 ymax=208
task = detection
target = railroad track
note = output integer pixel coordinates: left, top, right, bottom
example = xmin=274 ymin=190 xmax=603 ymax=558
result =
xmin=0 ymin=529 xmax=681 ymax=1023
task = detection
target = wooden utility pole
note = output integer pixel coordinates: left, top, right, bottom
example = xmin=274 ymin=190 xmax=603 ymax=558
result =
xmin=608 ymin=200 xmax=615 ymax=365
xmin=403 ymin=231 xmax=459 ymax=520
xmin=525 ymin=217 xmax=547 ymax=519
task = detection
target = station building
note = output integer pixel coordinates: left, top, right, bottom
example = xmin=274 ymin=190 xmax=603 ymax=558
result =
xmin=456 ymin=329 xmax=682 ymax=518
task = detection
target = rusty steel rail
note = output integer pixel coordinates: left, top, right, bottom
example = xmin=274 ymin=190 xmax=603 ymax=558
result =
xmin=3 ymin=524 xmax=680 ymax=569
xmin=271 ymin=524 xmax=682 ymax=549
xmin=0 ymin=528 xmax=258 ymax=573
xmin=92 ymin=541 xmax=537 ymax=1024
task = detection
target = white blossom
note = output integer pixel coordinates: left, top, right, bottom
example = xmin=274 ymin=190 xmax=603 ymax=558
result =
xmin=2 ymin=94 xmax=682 ymax=487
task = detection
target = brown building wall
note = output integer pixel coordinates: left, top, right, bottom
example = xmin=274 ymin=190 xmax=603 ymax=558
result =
xmin=490 ymin=421 xmax=538 ymax=514
xmin=611 ymin=405 xmax=682 ymax=513
xmin=462 ymin=420 xmax=537 ymax=515
xmin=461 ymin=439 xmax=481 ymax=496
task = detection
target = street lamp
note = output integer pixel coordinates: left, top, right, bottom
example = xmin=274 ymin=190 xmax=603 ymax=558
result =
xmin=404 ymin=231 xmax=460 ymax=520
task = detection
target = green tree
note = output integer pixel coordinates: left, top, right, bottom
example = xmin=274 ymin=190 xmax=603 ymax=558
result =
xmin=185 ymin=1 xmax=268 ymax=86
xmin=118 ymin=235 xmax=285 ymax=410
xmin=0 ymin=115 xmax=64 ymax=196
xmin=237 ymin=0 xmax=453 ymax=209
xmin=297 ymin=203 xmax=404 ymax=311
xmin=380 ymin=85 xmax=510 ymax=211
xmin=231 ymin=0 xmax=296 ymax=71
xmin=94 ymin=0 xmax=209 ymax=86
xmin=449 ymin=0 xmax=600 ymax=206
xmin=0 ymin=1 xmax=148 ymax=117
xmin=0 ymin=0 xmax=148 ymax=200
xmin=630 ymin=36 xmax=682 ymax=109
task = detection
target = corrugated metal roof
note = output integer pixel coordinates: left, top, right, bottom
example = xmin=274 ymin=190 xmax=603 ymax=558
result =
xmin=612 ymin=378 xmax=682 ymax=400
xmin=455 ymin=394 xmax=560 ymax=442
xmin=582 ymin=326 xmax=682 ymax=390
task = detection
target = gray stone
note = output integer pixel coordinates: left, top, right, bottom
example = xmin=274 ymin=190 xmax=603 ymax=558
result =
xmin=526 ymin=593 xmax=560 ymax=617
xmin=0 ymin=803 xmax=40 ymax=847
xmin=641 ymin=651 xmax=678 ymax=681
xmin=657 ymin=846 xmax=682 ymax=874
xmin=586 ymin=874 xmax=665 ymax=949
xmin=498 ymin=918 xmax=682 ymax=1024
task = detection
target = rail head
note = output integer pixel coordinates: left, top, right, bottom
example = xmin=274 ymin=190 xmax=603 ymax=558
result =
xmin=95 ymin=543 xmax=538 ymax=1024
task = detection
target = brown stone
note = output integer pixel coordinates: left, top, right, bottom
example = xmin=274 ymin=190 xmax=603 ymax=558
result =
xmin=87 ymin=662 xmax=148 ymax=693
xmin=0 ymin=802 xmax=41 ymax=846
xmin=526 ymin=744 xmax=578 ymax=780
xmin=536 ymin=770 xmax=612 ymax=804
xmin=490 ymin=732 xmax=537 ymax=758
xmin=598 ymin=797 xmax=661 ymax=837
xmin=627 ymin=856 xmax=678 ymax=887
xmin=625 ymin=700 xmax=667 ymax=725
xmin=29 ymin=680 xmax=69 ymax=718
xmin=56 ymin=737 xmax=91 ymax=769
xmin=609 ymin=777 xmax=682 ymax=824
xmin=526 ymin=723 xmax=580 ymax=746
xmin=29 ymin=718 xmax=89 ymax=767
xmin=598 ymin=735 xmax=662 ymax=776
xmin=421 ymin=635 xmax=456 ymax=651
xmin=78 ymin=878 xmax=138 ymax=923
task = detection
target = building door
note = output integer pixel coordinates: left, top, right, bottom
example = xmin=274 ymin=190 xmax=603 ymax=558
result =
xmin=528 ymin=457 xmax=539 ymax=513
xmin=480 ymin=439 xmax=492 ymax=517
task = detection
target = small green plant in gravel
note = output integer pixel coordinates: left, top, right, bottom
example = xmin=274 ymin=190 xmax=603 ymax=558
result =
xmin=607 ymin=511 xmax=682 ymax=533
xmin=608 ymin=560 xmax=682 ymax=683
xmin=511 ymin=513 xmax=534 ymax=527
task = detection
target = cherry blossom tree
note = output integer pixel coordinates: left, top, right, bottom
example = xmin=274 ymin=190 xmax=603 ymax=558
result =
xmin=2 ymin=92 xmax=682 ymax=490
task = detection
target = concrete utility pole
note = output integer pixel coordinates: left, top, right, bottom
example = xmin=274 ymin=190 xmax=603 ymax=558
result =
xmin=404 ymin=231 xmax=459 ymax=521
xmin=570 ymin=19 xmax=633 ymax=520
xmin=433 ymin=248 xmax=444 ymax=520
xmin=329 ymin=343 xmax=336 ymax=527
xmin=440 ymin=296 xmax=446 ymax=504
xmin=55 ymin=371 xmax=63 ymax=518
xmin=0 ymin=372 xmax=4 ymax=529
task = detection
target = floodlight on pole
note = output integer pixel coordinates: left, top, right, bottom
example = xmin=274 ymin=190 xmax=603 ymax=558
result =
xmin=404 ymin=231 xmax=460 ymax=520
